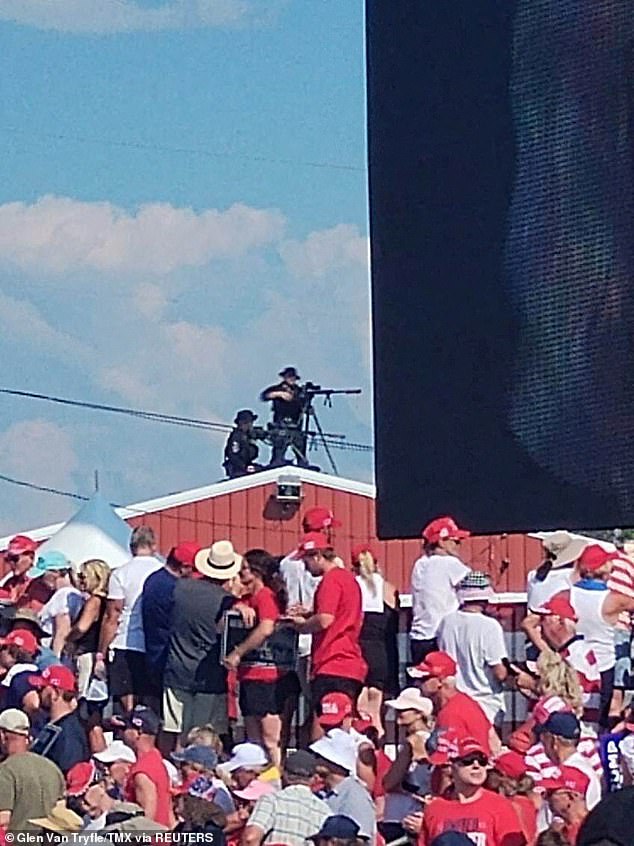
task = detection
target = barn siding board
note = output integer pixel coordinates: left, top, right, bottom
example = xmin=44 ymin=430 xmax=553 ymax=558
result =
xmin=1 ymin=472 xmax=543 ymax=594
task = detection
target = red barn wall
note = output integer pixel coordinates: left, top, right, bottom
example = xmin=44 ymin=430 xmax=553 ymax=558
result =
xmin=127 ymin=480 xmax=542 ymax=594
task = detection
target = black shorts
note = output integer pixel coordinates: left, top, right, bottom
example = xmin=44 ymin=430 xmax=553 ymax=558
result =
xmin=361 ymin=640 xmax=388 ymax=690
xmin=239 ymin=673 xmax=300 ymax=718
xmin=109 ymin=650 xmax=154 ymax=699
xmin=310 ymin=675 xmax=363 ymax=713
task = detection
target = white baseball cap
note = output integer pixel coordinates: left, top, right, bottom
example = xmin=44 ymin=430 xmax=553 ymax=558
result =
xmin=217 ymin=742 xmax=268 ymax=774
xmin=310 ymin=729 xmax=357 ymax=774
xmin=384 ymin=688 xmax=434 ymax=716
xmin=0 ymin=708 xmax=30 ymax=736
xmin=93 ymin=740 xmax=136 ymax=765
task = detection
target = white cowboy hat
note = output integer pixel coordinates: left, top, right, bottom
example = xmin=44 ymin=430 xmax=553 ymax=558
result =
xmin=194 ymin=540 xmax=242 ymax=580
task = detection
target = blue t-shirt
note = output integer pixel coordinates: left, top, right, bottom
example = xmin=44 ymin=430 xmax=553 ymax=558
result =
xmin=142 ymin=567 xmax=177 ymax=674
xmin=39 ymin=711 xmax=89 ymax=775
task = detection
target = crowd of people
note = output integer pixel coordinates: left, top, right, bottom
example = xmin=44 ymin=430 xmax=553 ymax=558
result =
xmin=0 ymin=510 xmax=632 ymax=845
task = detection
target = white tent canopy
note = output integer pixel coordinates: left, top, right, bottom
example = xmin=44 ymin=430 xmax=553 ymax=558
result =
xmin=37 ymin=492 xmax=131 ymax=570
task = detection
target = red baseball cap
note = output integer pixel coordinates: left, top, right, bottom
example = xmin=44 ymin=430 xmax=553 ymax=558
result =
xmin=454 ymin=736 xmax=489 ymax=761
xmin=303 ymin=506 xmax=342 ymax=531
xmin=318 ymin=692 xmax=354 ymax=727
xmin=543 ymin=765 xmax=589 ymax=796
xmin=0 ymin=629 xmax=39 ymax=653
xmin=534 ymin=597 xmax=578 ymax=623
xmin=422 ymin=516 xmax=470 ymax=545
xmin=170 ymin=542 xmax=201 ymax=568
xmin=66 ymin=761 xmax=97 ymax=796
xmin=29 ymin=664 xmax=77 ymax=694
xmin=293 ymin=532 xmax=330 ymax=558
xmin=407 ymin=651 xmax=457 ymax=680
xmin=578 ymin=544 xmax=621 ymax=573
xmin=494 ymin=751 xmax=527 ymax=780
xmin=351 ymin=543 xmax=377 ymax=561
xmin=7 ymin=535 xmax=37 ymax=556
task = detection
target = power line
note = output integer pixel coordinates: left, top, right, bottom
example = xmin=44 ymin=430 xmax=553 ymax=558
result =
xmin=0 ymin=472 xmax=316 ymax=534
xmin=1 ymin=126 xmax=366 ymax=175
xmin=0 ymin=387 xmax=373 ymax=453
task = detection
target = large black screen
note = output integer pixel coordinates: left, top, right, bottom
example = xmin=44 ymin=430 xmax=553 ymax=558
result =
xmin=366 ymin=1 xmax=634 ymax=537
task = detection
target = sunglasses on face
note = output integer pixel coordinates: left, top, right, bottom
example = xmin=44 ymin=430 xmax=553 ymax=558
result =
xmin=6 ymin=555 xmax=20 ymax=564
xmin=456 ymin=754 xmax=488 ymax=767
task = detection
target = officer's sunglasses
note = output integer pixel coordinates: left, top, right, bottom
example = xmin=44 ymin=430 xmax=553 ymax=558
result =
xmin=456 ymin=753 xmax=488 ymax=768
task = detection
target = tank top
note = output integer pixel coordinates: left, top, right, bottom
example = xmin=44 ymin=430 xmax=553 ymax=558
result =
xmin=125 ymin=747 xmax=172 ymax=828
xmin=75 ymin=597 xmax=106 ymax=655
xmin=384 ymin=730 xmax=432 ymax=822
xmin=356 ymin=573 xmax=384 ymax=613
xmin=570 ymin=583 xmax=615 ymax=672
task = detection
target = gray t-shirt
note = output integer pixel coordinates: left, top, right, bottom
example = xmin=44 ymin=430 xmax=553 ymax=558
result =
xmin=0 ymin=751 xmax=65 ymax=832
xmin=164 ymin=578 xmax=233 ymax=694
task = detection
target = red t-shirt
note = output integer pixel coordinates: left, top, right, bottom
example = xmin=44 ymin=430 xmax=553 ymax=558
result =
xmin=239 ymin=586 xmax=282 ymax=683
xmin=311 ymin=567 xmax=367 ymax=682
xmin=436 ymin=692 xmax=492 ymax=754
xmin=420 ymin=789 xmax=526 ymax=846
xmin=511 ymin=796 xmax=537 ymax=846
xmin=125 ymin=747 xmax=172 ymax=828
xmin=372 ymin=749 xmax=393 ymax=800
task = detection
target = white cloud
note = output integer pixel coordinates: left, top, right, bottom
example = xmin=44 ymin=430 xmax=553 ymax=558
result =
xmin=0 ymin=0 xmax=283 ymax=34
xmin=279 ymin=223 xmax=369 ymax=278
xmin=99 ymin=316 xmax=231 ymax=423
xmin=0 ymin=289 xmax=92 ymax=365
xmin=0 ymin=196 xmax=285 ymax=276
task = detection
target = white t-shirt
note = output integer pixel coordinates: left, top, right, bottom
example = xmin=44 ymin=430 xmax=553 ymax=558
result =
xmin=107 ymin=555 xmax=162 ymax=652
xmin=280 ymin=550 xmax=321 ymax=658
xmin=39 ymin=586 xmax=85 ymax=638
xmin=410 ymin=553 xmax=470 ymax=640
xmin=437 ymin=609 xmax=507 ymax=721
xmin=526 ymin=567 xmax=574 ymax=611
xmin=564 ymin=750 xmax=602 ymax=810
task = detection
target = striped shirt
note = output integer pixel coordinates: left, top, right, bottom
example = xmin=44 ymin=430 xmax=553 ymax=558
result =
xmin=525 ymin=735 xmax=603 ymax=785
xmin=247 ymin=784 xmax=330 ymax=846
xmin=607 ymin=555 xmax=634 ymax=599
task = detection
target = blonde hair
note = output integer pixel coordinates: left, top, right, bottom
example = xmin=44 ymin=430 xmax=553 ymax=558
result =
xmin=536 ymin=648 xmax=584 ymax=716
xmin=77 ymin=559 xmax=111 ymax=597
xmin=355 ymin=550 xmax=379 ymax=595
xmin=186 ymin=724 xmax=223 ymax=756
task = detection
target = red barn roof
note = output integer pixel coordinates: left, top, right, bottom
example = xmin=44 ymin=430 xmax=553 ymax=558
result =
xmin=0 ymin=468 xmax=541 ymax=597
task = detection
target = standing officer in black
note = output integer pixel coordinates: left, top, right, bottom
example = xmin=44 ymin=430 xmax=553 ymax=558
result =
xmin=260 ymin=366 xmax=309 ymax=466
xmin=223 ymin=410 xmax=263 ymax=478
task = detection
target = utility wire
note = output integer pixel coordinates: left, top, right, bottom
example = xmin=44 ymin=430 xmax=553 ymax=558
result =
xmin=0 ymin=472 xmax=334 ymax=533
xmin=1 ymin=126 xmax=366 ymax=174
xmin=0 ymin=387 xmax=373 ymax=453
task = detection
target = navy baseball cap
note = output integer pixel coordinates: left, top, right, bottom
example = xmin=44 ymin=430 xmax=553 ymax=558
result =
xmin=119 ymin=706 xmax=160 ymax=736
xmin=171 ymin=745 xmax=218 ymax=769
xmin=309 ymin=816 xmax=369 ymax=841
xmin=540 ymin=712 xmax=581 ymax=740
xmin=430 ymin=834 xmax=476 ymax=846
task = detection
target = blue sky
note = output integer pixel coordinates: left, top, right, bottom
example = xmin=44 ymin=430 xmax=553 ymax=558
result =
xmin=0 ymin=0 xmax=372 ymax=534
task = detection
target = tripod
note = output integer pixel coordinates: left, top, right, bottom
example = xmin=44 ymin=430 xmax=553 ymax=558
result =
xmin=300 ymin=395 xmax=339 ymax=474
xmin=297 ymin=387 xmax=362 ymax=475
